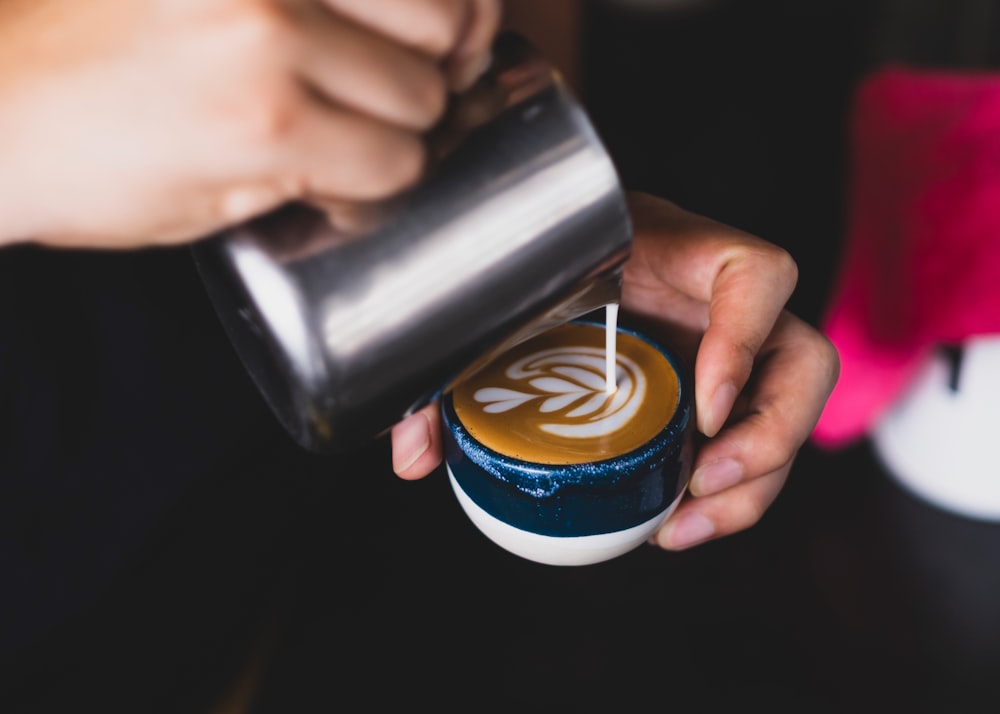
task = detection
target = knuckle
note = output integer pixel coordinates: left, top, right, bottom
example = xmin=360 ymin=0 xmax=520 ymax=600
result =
xmin=826 ymin=337 xmax=842 ymax=380
xmin=815 ymin=332 xmax=842 ymax=388
xmin=787 ymin=313 xmax=842 ymax=387
xmin=771 ymin=244 xmax=800 ymax=285
xmin=738 ymin=241 xmax=798 ymax=303
xmin=223 ymin=1 xmax=291 ymax=54
xmin=236 ymin=87 xmax=302 ymax=145
xmin=760 ymin=437 xmax=799 ymax=477
xmin=755 ymin=242 xmax=799 ymax=289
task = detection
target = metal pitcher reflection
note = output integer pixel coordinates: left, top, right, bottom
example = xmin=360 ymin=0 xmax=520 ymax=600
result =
xmin=193 ymin=32 xmax=633 ymax=452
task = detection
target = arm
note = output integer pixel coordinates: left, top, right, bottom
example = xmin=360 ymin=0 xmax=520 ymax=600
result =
xmin=0 ymin=0 xmax=500 ymax=248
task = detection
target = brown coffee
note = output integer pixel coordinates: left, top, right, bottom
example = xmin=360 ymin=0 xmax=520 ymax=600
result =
xmin=451 ymin=321 xmax=680 ymax=464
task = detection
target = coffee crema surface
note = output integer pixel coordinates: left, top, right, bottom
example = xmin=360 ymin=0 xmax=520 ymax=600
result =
xmin=452 ymin=322 xmax=680 ymax=464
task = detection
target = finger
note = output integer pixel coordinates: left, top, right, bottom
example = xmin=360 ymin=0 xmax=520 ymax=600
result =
xmin=651 ymin=464 xmax=791 ymax=551
xmin=694 ymin=249 xmax=800 ymax=437
xmin=391 ymin=403 xmax=444 ymax=480
xmin=622 ymin=193 xmax=800 ymax=437
xmin=271 ymin=97 xmax=427 ymax=201
xmin=292 ymin=4 xmax=447 ymax=130
xmin=445 ymin=0 xmax=501 ymax=91
xmin=215 ymin=90 xmax=427 ymax=232
xmin=688 ymin=311 xmax=840 ymax=498
xmin=319 ymin=0 xmax=477 ymax=58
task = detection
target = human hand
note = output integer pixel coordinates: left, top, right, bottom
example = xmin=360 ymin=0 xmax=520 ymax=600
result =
xmin=0 ymin=0 xmax=499 ymax=248
xmin=391 ymin=191 xmax=839 ymax=551
xmin=615 ymin=192 xmax=839 ymax=550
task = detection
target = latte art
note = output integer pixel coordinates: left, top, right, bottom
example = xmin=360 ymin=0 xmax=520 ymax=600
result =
xmin=473 ymin=345 xmax=645 ymax=439
xmin=453 ymin=322 xmax=680 ymax=464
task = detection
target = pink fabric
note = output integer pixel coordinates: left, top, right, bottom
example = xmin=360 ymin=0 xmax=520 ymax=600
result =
xmin=812 ymin=65 xmax=1000 ymax=449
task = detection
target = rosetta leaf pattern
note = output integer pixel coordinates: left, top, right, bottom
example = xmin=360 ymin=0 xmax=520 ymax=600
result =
xmin=471 ymin=344 xmax=646 ymax=439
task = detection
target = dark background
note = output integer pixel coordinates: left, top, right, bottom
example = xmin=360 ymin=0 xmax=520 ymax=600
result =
xmin=3 ymin=1 xmax=1000 ymax=712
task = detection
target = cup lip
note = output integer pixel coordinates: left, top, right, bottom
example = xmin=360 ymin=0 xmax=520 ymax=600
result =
xmin=441 ymin=319 xmax=694 ymax=494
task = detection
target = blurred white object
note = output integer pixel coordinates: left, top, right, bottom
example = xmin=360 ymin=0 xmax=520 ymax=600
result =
xmin=872 ymin=334 xmax=1000 ymax=521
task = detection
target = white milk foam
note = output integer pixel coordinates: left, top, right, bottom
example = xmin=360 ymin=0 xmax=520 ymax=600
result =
xmin=605 ymin=303 xmax=618 ymax=393
xmin=472 ymin=305 xmax=647 ymax=440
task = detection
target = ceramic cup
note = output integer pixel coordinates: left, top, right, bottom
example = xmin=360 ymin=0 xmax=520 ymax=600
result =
xmin=441 ymin=318 xmax=694 ymax=566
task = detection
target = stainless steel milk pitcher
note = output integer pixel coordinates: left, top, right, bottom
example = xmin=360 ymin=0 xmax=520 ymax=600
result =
xmin=193 ymin=32 xmax=633 ymax=452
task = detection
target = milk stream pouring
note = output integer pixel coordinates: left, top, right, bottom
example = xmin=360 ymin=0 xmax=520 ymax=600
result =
xmin=192 ymin=32 xmax=633 ymax=452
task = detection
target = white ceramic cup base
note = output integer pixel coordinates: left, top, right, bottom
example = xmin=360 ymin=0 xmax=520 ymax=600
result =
xmin=448 ymin=466 xmax=677 ymax=566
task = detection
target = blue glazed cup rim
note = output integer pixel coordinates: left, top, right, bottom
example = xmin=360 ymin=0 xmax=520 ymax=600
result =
xmin=442 ymin=319 xmax=694 ymax=496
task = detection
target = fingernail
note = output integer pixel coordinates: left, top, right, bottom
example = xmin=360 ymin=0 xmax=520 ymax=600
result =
xmin=692 ymin=458 xmax=742 ymax=496
xmin=703 ymin=382 xmax=738 ymax=437
xmin=664 ymin=512 xmax=715 ymax=550
xmin=392 ymin=414 xmax=430 ymax=474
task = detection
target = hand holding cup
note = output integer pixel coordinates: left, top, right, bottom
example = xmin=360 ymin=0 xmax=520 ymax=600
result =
xmin=393 ymin=192 xmax=840 ymax=554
